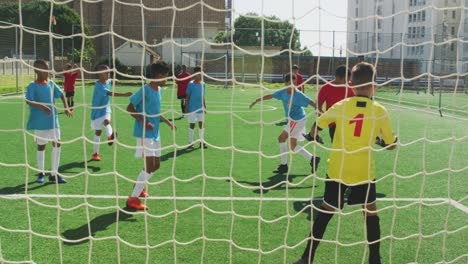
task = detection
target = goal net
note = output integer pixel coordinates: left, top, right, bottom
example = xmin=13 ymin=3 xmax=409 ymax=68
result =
xmin=0 ymin=0 xmax=467 ymax=263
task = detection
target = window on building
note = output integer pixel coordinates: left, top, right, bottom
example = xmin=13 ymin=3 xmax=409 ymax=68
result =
xmin=356 ymin=8 xmax=359 ymax=17
xmin=420 ymin=46 xmax=424 ymax=55
xmin=413 ymin=27 xmax=417 ymax=38
xmin=452 ymin=10 xmax=456 ymax=19
xmin=422 ymin=11 xmax=426 ymax=21
xmin=355 ymin=21 xmax=358 ymax=30
xmin=377 ymin=6 xmax=382 ymax=16
xmin=412 ymin=46 xmax=416 ymax=54
xmin=421 ymin=27 xmax=425 ymax=38
xmin=355 ymin=34 xmax=358 ymax=43
xmin=451 ymin=43 xmax=455 ymax=51
xmin=378 ymin=20 xmax=382 ymax=29
xmin=408 ymin=27 xmax=412 ymax=38
xmin=409 ymin=14 xmax=412 ymax=22
xmin=416 ymin=27 xmax=420 ymax=38
xmin=452 ymin=26 xmax=456 ymax=35
xmin=417 ymin=12 xmax=421 ymax=21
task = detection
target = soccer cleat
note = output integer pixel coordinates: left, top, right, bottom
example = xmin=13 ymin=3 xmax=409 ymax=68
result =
xmin=310 ymin=156 xmax=321 ymax=174
xmin=92 ymin=152 xmax=101 ymax=161
xmin=139 ymin=188 xmax=149 ymax=198
xmin=303 ymin=133 xmax=324 ymax=144
xmin=36 ymin=173 xmax=46 ymax=183
xmin=49 ymin=175 xmax=67 ymax=184
xmin=273 ymin=164 xmax=288 ymax=174
xmin=126 ymin=197 xmax=148 ymax=210
xmin=200 ymin=142 xmax=208 ymax=149
xmin=108 ymin=131 xmax=117 ymax=146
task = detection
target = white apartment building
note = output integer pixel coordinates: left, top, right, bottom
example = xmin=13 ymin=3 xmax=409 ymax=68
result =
xmin=347 ymin=0 xmax=466 ymax=75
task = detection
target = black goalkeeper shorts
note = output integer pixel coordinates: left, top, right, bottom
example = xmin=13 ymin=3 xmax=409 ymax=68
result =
xmin=323 ymin=179 xmax=376 ymax=210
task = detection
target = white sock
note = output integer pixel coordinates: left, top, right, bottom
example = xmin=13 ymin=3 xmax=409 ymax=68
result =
xmin=189 ymin=128 xmax=194 ymax=144
xmin=294 ymin=145 xmax=313 ymax=160
xmin=199 ymin=128 xmax=205 ymax=141
xmin=105 ymin=124 xmax=113 ymax=137
xmin=93 ymin=135 xmax=100 ymax=154
xmin=279 ymin=142 xmax=288 ymax=165
xmin=51 ymin=147 xmax=61 ymax=176
xmin=131 ymin=170 xmax=153 ymax=197
xmin=37 ymin=150 xmax=45 ymax=174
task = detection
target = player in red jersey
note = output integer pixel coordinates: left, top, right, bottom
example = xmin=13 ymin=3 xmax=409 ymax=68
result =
xmin=63 ymin=63 xmax=79 ymax=110
xmin=317 ymin=65 xmax=355 ymax=142
xmin=292 ymin=65 xmax=305 ymax=92
xmin=176 ymin=65 xmax=192 ymax=118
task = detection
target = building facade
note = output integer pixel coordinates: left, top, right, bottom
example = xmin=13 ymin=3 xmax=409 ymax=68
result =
xmin=347 ymin=0 xmax=466 ymax=75
xmin=70 ymin=0 xmax=227 ymax=61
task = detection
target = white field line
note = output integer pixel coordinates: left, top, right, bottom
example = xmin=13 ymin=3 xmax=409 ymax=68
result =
xmin=0 ymin=194 xmax=466 ymax=213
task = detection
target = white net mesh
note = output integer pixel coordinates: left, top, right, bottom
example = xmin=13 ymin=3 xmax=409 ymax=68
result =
xmin=0 ymin=0 xmax=467 ymax=263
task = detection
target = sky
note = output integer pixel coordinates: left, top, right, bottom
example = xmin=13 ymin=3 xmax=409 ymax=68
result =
xmin=233 ymin=0 xmax=348 ymax=56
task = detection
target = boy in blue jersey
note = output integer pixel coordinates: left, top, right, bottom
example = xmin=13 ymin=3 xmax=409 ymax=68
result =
xmin=185 ymin=66 xmax=207 ymax=149
xmin=90 ymin=65 xmax=132 ymax=161
xmin=249 ymin=73 xmax=320 ymax=174
xmin=126 ymin=61 xmax=176 ymax=210
xmin=25 ymin=60 xmax=73 ymax=183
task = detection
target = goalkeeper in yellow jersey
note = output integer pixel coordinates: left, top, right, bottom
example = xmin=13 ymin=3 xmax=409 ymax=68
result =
xmin=295 ymin=62 xmax=397 ymax=264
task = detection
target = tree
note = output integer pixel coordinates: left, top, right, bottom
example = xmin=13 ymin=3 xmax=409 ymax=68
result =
xmin=0 ymin=1 xmax=94 ymax=62
xmin=231 ymin=13 xmax=302 ymax=50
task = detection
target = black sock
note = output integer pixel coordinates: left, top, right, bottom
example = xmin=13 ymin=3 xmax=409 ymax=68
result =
xmin=302 ymin=208 xmax=334 ymax=262
xmin=181 ymin=100 xmax=185 ymax=114
xmin=366 ymin=215 xmax=381 ymax=263
xmin=71 ymin=99 xmax=74 ymax=107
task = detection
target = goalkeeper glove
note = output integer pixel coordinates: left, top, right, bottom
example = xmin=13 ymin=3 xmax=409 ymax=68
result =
xmin=303 ymin=133 xmax=324 ymax=144
xmin=375 ymin=136 xmax=398 ymax=147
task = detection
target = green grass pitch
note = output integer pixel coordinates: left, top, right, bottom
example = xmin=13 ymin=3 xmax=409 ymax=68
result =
xmin=0 ymin=81 xmax=467 ymax=264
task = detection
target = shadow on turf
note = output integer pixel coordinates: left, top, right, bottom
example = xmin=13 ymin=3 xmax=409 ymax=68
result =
xmin=293 ymin=192 xmax=387 ymax=221
xmin=59 ymin=159 xmax=101 ymax=173
xmin=275 ymin=121 xmax=288 ymax=126
xmin=0 ymin=178 xmax=52 ymax=194
xmin=62 ymin=210 xmax=136 ymax=245
xmin=236 ymin=173 xmax=314 ymax=194
xmin=160 ymin=147 xmax=195 ymax=161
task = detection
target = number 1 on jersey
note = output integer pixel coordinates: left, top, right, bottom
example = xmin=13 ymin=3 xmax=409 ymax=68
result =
xmin=349 ymin=113 xmax=364 ymax=137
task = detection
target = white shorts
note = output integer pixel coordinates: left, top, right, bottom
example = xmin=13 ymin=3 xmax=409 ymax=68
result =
xmin=91 ymin=114 xmax=111 ymax=130
xmin=187 ymin=112 xmax=205 ymax=124
xmin=135 ymin=138 xmax=161 ymax=158
xmin=283 ymin=119 xmax=307 ymax=141
xmin=35 ymin=129 xmax=60 ymax=145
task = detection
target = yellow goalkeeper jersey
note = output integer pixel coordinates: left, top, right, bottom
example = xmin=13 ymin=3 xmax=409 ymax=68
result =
xmin=317 ymin=96 xmax=396 ymax=185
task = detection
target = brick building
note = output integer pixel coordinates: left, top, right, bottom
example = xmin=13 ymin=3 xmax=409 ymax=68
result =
xmin=70 ymin=0 xmax=227 ymax=60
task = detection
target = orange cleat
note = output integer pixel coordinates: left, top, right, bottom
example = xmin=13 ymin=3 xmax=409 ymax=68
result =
xmin=126 ymin=197 xmax=148 ymax=210
xmin=92 ymin=152 xmax=101 ymax=161
xmin=139 ymin=188 xmax=149 ymax=198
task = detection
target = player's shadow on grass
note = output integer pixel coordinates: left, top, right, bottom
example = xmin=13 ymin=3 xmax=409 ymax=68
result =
xmin=275 ymin=121 xmax=288 ymax=126
xmin=0 ymin=178 xmax=51 ymax=194
xmin=59 ymin=159 xmax=101 ymax=173
xmin=62 ymin=210 xmax=135 ymax=245
xmin=160 ymin=148 xmax=193 ymax=162
xmin=293 ymin=192 xmax=387 ymax=221
xmin=236 ymin=173 xmax=314 ymax=194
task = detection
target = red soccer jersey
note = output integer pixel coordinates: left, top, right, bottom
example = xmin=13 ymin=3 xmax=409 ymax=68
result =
xmin=296 ymin=73 xmax=304 ymax=92
xmin=176 ymin=72 xmax=192 ymax=97
xmin=63 ymin=72 xmax=78 ymax=92
xmin=317 ymin=81 xmax=355 ymax=127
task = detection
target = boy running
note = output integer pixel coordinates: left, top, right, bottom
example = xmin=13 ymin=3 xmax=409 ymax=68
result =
xmin=295 ymin=62 xmax=398 ymax=264
xmin=126 ymin=61 xmax=176 ymax=210
xmin=90 ymin=64 xmax=132 ymax=161
xmin=249 ymin=73 xmax=320 ymax=174
xmin=185 ymin=66 xmax=207 ymax=149
xmin=26 ymin=59 xmax=73 ymax=183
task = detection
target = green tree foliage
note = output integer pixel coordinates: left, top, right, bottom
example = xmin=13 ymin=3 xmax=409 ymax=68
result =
xmin=231 ymin=13 xmax=301 ymax=50
xmin=0 ymin=1 xmax=94 ymax=61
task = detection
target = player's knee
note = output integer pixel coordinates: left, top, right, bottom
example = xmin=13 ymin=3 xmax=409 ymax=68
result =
xmin=364 ymin=203 xmax=378 ymax=216
xmin=104 ymin=119 xmax=110 ymax=126
xmin=95 ymin=130 xmax=102 ymax=136
xmin=322 ymin=203 xmax=336 ymax=212
xmin=53 ymin=142 xmax=61 ymax=148
xmin=37 ymin=145 xmax=46 ymax=151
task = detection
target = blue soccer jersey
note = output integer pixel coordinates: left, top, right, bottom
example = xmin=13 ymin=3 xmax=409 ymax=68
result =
xmin=25 ymin=80 xmax=63 ymax=130
xmin=91 ymin=80 xmax=111 ymax=120
xmin=186 ymin=81 xmax=205 ymax=114
xmin=272 ymin=88 xmax=312 ymax=121
xmin=130 ymin=84 xmax=161 ymax=140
